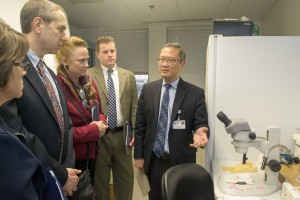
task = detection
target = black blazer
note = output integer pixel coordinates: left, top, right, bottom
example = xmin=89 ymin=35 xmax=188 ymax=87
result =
xmin=0 ymin=56 xmax=74 ymax=185
xmin=0 ymin=116 xmax=46 ymax=199
xmin=134 ymin=78 xmax=209 ymax=174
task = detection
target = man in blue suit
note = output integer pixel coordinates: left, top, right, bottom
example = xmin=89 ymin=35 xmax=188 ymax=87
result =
xmin=134 ymin=43 xmax=209 ymax=200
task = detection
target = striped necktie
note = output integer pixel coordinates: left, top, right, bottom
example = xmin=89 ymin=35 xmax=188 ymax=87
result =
xmin=107 ymin=69 xmax=117 ymax=129
xmin=153 ymin=84 xmax=171 ymax=158
xmin=37 ymin=60 xmax=64 ymax=133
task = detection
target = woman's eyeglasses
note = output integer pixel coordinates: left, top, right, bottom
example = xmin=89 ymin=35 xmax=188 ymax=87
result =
xmin=13 ymin=62 xmax=30 ymax=72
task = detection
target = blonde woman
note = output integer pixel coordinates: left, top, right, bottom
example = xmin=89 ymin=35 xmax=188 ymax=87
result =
xmin=56 ymin=36 xmax=108 ymax=183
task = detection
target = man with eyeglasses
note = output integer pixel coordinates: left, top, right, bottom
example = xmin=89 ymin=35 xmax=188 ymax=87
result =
xmin=133 ymin=43 xmax=210 ymax=200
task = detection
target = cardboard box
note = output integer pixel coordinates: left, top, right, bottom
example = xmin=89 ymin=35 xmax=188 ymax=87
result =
xmin=212 ymin=19 xmax=260 ymax=36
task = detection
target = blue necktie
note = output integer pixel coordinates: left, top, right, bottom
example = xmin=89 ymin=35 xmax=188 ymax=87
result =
xmin=153 ymin=84 xmax=171 ymax=158
xmin=107 ymin=69 xmax=117 ymax=129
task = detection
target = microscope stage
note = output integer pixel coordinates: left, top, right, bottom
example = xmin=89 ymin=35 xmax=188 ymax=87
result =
xmin=217 ymin=173 xmax=278 ymax=196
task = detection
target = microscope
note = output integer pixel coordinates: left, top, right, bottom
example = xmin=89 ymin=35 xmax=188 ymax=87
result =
xmin=216 ymin=111 xmax=299 ymax=196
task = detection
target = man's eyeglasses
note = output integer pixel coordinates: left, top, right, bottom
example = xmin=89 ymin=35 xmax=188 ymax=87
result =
xmin=13 ymin=62 xmax=29 ymax=72
xmin=157 ymin=57 xmax=180 ymax=64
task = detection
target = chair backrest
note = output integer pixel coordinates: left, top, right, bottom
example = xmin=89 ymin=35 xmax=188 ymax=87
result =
xmin=162 ymin=163 xmax=215 ymax=200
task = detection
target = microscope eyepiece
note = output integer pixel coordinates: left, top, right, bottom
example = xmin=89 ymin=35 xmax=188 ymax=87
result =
xmin=217 ymin=111 xmax=232 ymax=127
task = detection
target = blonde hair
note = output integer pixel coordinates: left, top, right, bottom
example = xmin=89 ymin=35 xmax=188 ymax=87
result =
xmin=56 ymin=36 xmax=88 ymax=70
xmin=56 ymin=36 xmax=97 ymax=108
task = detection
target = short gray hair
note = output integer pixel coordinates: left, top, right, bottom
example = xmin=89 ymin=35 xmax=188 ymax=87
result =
xmin=20 ymin=0 xmax=66 ymax=34
xmin=164 ymin=43 xmax=186 ymax=62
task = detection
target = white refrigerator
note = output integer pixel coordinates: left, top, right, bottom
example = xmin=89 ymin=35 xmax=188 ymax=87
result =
xmin=205 ymin=35 xmax=300 ymax=171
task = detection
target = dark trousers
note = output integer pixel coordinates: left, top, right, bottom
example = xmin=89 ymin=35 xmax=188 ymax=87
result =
xmin=75 ymin=158 xmax=96 ymax=184
xmin=147 ymin=153 xmax=170 ymax=200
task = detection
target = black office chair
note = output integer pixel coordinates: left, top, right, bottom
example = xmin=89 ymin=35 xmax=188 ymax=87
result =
xmin=162 ymin=163 xmax=215 ymax=200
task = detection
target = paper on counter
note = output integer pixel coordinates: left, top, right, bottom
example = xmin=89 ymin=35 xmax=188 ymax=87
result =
xmin=224 ymin=173 xmax=253 ymax=185
xmin=134 ymin=167 xmax=150 ymax=197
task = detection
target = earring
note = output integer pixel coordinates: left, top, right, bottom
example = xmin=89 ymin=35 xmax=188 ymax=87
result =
xmin=64 ymin=65 xmax=69 ymax=70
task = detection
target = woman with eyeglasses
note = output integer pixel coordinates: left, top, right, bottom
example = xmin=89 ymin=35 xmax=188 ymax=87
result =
xmin=56 ymin=36 xmax=108 ymax=184
xmin=0 ymin=18 xmax=48 ymax=199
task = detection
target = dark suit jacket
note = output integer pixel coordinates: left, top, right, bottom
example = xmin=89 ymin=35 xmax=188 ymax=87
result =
xmin=0 ymin=116 xmax=46 ymax=200
xmin=0 ymin=56 xmax=74 ymax=185
xmin=134 ymin=78 xmax=209 ymax=174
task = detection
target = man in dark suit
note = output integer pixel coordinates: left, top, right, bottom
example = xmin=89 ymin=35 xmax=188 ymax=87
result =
xmin=0 ymin=0 xmax=80 ymax=196
xmin=133 ymin=43 xmax=209 ymax=200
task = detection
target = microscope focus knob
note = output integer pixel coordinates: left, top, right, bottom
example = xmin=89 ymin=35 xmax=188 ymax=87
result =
xmin=267 ymin=159 xmax=281 ymax=172
xmin=248 ymin=132 xmax=256 ymax=140
xmin=293 ymin=157 xmax=300 ymax=164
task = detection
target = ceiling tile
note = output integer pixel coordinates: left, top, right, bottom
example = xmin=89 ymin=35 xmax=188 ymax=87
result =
xmin=123 ymin=0 xmax=181 ymax=23
xmin=228 ymin=0 xmax=277 ymax=21
xmin=74 ymin=0 xmax=142 ymax=28
xmin=178 ymin=0 xmax=230 ymax=20
xmin=52 ymin=0 xmax=279 ymax=30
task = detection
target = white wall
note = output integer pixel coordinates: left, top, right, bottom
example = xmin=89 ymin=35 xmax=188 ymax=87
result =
xmin=261 ymin=0 xmax=300 ymax=36
xmin=0 ymin=0 xmax=26 ymax=31
xmin=148 ymin=24 xmax=167 ymax=81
